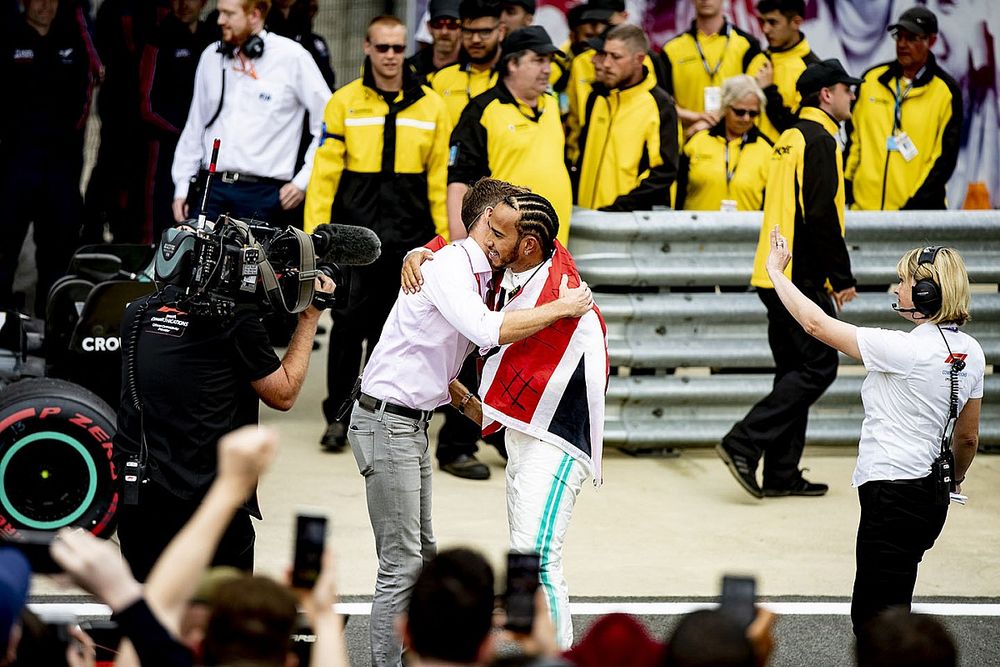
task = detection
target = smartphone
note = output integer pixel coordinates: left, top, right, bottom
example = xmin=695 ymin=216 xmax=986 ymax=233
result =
xmin=291 ymin=512 xmax=327 ymax=589
xmin=720 ymin=575 xmax=756 ymax=629
xmin=504 ymin=551 xmax=540 ymax=633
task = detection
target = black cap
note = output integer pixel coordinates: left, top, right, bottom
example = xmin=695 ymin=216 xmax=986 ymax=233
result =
xmin=459 ymin=0 xmax=502 ymax=21
xmin=429 ymin=0 xmax=461 ymax=20
xmin=888 ymin=6 xmax=938 ymax=36
xmin=579 ymin=0 xmax=626 ymax=23
xmin=502 ymin=25 xmax=565 ymax=57
xmin=502 ymin=0 xmax=536 ymax=12
xmin=796 ymin=58 xmax=862 ymax=95
xmin=566 ymin=3 xmax=587 ymax=28
xmin=584 ymin=33 xmax=606 ymax=52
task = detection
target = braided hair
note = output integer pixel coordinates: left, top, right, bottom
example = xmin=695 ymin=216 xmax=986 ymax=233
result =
xmin=511 ymin=192 xmax=559 ymax=258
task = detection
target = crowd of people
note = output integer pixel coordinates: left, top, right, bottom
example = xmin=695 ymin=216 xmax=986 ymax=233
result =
xmin=0 ymin=0 xmax=986 ymax=665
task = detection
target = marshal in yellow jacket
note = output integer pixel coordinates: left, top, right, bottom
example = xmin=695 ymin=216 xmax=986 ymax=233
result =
xmin=304 ymin=61 xmax=451 ymax=247
xmin=746 ymin=35 xmax=821 ymax=143
xmin=751 ymin=106 xmax=855 ymax=292
xmin=676 ymin=123 xmax=772 ymax=211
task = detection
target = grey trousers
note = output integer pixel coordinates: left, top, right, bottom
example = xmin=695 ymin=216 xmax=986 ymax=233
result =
xmin=348 ymin=402 xmax=436 ymax=667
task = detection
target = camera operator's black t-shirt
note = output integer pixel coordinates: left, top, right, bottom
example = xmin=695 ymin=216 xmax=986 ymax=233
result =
xmin=114 ymin=288 xmax=281 ymax=516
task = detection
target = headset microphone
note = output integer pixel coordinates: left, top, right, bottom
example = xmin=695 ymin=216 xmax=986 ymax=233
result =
xmin=311 ymin=224 xmax=382 ymax=266
xmin=891 ymin=303 xmax=920 ymax=313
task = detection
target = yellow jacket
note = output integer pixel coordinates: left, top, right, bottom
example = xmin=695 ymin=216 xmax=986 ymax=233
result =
xmin=676 ymin=123 xmax=772 ymax=211
xmin=746 ymin=35 xmax=821 ymax=143
xmin=428 ymin=60 xmax=498 ymax=128
xmin=751 ymin=106 xmax=854 ymax=292
xmin=844 ymin=54 xmax=962 ymax=210
xmin=304 ymin=61 xmax=451 ymax=246
xmin=448 ymin=83 xmax=572 ymax=245
xmin=575 ymin=70 xmax=678 ymax=210
xmin=660 ymin=20 xmax=761 ymax=114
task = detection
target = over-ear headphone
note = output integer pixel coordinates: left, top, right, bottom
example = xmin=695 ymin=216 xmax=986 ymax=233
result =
xmin=912 ymin=246 xmax=944 ymax=316
xmin=217 ymin=33 xmax=265 ymax=59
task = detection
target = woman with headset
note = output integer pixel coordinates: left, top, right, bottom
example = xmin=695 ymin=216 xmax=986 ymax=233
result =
xmin=762 ymin=226 xmax=985 ymax=636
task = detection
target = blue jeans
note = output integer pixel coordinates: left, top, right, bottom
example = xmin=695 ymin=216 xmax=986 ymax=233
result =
xmin=348 ymin=402 xmax=436 ymax=667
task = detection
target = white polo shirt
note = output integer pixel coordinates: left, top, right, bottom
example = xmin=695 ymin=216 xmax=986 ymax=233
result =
xmin=361 ymin=238 xmax=503 ymax=411
xmin=852 ymin=323 xmax=985 ymax=487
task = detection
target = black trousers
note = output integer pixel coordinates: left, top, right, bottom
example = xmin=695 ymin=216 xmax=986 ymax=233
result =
xmin=322 ymin=247 xmax=406 ymax=425
xmin=721 ymin=287 xmax=839 ymax=487
xmin=144 ymin=136 xmax=181 ymax=245
xmin=0 ymin=146 xmax=83 ymax=317
xmin=117 ymin=480 xmax=255 ymax=582
xmin=851 ymin=477 xmax=948 ymax=636
xmin=436 ymin=354 xmax=482 ymax=464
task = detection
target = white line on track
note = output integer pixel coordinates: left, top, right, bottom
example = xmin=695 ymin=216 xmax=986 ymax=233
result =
xmin=29 ymin=601 xmax=1000 ymax=618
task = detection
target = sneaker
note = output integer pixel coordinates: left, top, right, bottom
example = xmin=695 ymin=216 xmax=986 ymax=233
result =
xmin=441 ymin=454 xmax=490 ymax=480
xmin=320 ymin=423 xmax=347 ymax=453
xmin=763 ymin=477 xmax=829 ymax=497
xmin=715 ymin=443 xmax=763 ymax=499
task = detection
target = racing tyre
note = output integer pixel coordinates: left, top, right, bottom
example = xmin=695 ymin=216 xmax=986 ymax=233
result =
xmin=0 ymin=378 xmax=119 ymax=538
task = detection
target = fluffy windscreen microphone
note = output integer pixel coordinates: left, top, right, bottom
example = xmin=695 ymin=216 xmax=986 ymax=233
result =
xmin=310 ymin=224 xmax=382 ymax=266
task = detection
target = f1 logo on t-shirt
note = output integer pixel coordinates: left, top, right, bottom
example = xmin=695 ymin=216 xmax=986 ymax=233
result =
xmin=945 ymin=353 xmax=968 ymax=364
xmin=145 ymin=305 xmax=191 ymax=337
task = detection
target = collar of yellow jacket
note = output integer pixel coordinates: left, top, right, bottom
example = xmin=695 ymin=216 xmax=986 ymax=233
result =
xmin=768 ymin=34 xmax=811 ymax=60
xmin=798 ymin=106 xmax=840 ymax=137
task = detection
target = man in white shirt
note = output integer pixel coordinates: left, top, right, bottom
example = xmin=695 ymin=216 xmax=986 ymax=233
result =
xmin=170 ymin=0 xmax=330 ymax=225
xmin=347 ymin=182 xmax=593 ymax=667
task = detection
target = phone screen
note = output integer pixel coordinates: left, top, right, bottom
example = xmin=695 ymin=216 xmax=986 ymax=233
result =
xmin=505 ymin=551 xmax=540 ymax=633
xmin=720 ymin=575 xmax=756 ymax=629
xmin=291 ymin=513 xmax=327 ymax=589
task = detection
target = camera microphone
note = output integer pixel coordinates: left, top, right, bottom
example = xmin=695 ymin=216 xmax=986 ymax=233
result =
xmin=311 ymin=224 xmax=382 ymax=266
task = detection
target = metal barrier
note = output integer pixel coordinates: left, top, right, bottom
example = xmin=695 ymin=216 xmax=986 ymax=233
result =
xmin=568 ymin=209 xmax=1000 ymax=450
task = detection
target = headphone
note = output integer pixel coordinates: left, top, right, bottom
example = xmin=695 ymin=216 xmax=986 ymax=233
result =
xmin=911 ymin=245 xmax=944 ymax=316
xmin=217 ymin=33 xmax=265 ymax=59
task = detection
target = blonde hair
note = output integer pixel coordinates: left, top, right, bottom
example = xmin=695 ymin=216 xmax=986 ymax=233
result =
xmin=721 ymin=74 xmax=766 ymax=113
xmin=895 ymin=246 xmax=972 ymax=325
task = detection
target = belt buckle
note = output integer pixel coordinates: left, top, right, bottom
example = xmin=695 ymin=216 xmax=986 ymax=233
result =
xmin=221 ymin=171 xmax=238 ymax=184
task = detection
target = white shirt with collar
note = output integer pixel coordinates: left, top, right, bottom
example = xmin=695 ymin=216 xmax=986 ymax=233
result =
xmin=361 ymin=238 xmax=504 ymax=411
xmin=852 ymin=322 xmax=985 ymax=487
xmin=171 ymin=30 xmax=331 ymax=199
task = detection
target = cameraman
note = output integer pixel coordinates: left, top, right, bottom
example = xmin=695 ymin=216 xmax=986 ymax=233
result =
xmin=112 ymin=272 xmax=335 ymax=581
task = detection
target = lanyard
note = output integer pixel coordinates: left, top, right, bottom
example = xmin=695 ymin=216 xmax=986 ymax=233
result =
xmin=694 ymin=23 xmax=731 ymax=81
xmin=724 ymin=135 xmax=746 ymax=187
xmin=893 ymin=66 xmax=923 ymax=131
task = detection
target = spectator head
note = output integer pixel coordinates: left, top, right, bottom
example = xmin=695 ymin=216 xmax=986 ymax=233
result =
xmin=662 ymin=609 xmax=754 ymax=667
xmin=567 ymin=4 xmax=603 ymax=48
xmin=22 ymin=0 xmax=58 ymax=34
xmin=692 ymin=0 xmax=723 ymax=20
xmin=217 ymin=0 xmax=270 ymax=46
xmin=463 ymin=177 xmax=528 ymax=230
xmin=895 ymin=246 xmax=971 ymax=325
xmin=180 ymin=566 xmax=243 ymax=652
xmin=796 ymin=58 xmax=859 ymax=122
xmin=579 ymin=0 xmax=627 ymax=27
xmin=856 ymin=608 xmax=957 ymax=667
xmin=365 ymin=15 xmax=407 ymax=82
xmin=460 ymin=0 xmax=505 ymax=65
xmin=201 ymin=574 xmax=299 ymax=667
xmin=0 ymin=548 xmax=30 ymax=663
xmin=755 ymin=0 xmax=805 ymax=50
xmin=595 ymin=24 xmax=648 ymax=90
xmin=428 ymin=0 xmax=462 ymax=55
xmin=499 ymin=26 xmax=562 ymax=101
xmin=172 ymin=0 xmax=209 ymax=26
xmin=721 ymin=75 xmax=766 ymax=138
xmin=888 ymin=7 xmax=938 ymax=72
xmin=403 ymin=548 xmax=495 ymax=664
xmin=500 ymin=0 xmax=534 ymax=32
xmin=565 ymin=613 xmax=666 ymax=667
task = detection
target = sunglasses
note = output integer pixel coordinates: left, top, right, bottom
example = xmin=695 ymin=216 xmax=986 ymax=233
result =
xmin=430 ymin=17 xmax=460 ymax=30
xmin=373 ymin=43 xmax=406 ymax=54
xmin=730 ymin=108 xmax=760 ymax=118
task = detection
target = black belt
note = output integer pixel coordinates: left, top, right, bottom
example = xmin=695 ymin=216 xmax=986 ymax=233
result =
xmin=204 ymin=169 xmax=284 ymax=186
xmin=358 ymin=392 xmax=433 ymax=422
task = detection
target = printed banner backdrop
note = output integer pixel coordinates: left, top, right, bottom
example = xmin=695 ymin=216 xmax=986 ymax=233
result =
xmin=525 ymin=0 xmax=998 ymax=208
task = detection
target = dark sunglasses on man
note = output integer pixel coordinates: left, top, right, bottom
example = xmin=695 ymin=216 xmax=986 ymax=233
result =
xmin=430 ymin=17 xmax=460 ymax=30
xmin=373 ymin=43 xmax=406 ymax=54
xmin=461 ymin=24 xmax=499 ymax=39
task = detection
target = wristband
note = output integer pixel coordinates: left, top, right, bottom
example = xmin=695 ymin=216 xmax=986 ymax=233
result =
xmin=458 ymin=392 xmax=473 ymax=414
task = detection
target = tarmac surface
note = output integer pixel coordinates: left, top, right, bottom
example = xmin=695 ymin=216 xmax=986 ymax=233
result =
xmin=27 ymin=316 xmax=1000 ymax=664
